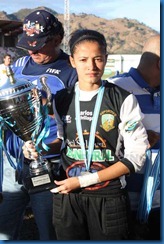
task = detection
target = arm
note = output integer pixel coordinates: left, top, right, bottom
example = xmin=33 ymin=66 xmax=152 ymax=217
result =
xmin=118 ymin=94 xmax=149 ymax=172
xmin=51 ymin=161 xmax=130 ymax=194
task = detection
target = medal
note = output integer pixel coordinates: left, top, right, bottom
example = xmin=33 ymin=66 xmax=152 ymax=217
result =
xmin=80 ymin=171 xmax=91 ymax=176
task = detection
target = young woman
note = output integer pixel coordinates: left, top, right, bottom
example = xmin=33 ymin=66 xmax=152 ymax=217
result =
xmin=23 ymin=29 xmax=149 ymax=240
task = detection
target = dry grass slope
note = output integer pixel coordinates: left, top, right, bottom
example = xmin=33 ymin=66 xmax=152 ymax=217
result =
xmin=0 ymin=6 xmax=159 ymax=54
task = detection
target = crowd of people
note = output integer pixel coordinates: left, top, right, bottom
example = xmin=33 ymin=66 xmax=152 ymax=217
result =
xmin=0 ymin=9 xmax=160 ymax=241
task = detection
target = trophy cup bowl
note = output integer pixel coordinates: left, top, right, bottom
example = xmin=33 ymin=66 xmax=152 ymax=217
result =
xmin=0 ymin=67 xmax=56 ymax=194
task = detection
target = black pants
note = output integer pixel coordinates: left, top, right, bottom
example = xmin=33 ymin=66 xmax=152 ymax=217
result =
xmin=52 ymin=189 xmax=131 ymax=240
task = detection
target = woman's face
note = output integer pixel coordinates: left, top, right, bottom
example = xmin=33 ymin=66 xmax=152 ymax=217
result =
xmin=70 ymin=40 xmax=107 ymax=90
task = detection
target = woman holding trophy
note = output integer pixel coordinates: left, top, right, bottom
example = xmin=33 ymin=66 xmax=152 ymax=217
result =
xmin=23 ymin=29 xmax=149 ymax=240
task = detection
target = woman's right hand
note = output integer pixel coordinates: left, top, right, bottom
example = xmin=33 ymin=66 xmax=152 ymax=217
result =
xmin=22 ymin=140 xmax=38 ymax=160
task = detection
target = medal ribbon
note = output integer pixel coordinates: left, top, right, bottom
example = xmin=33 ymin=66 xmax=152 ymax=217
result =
xmin=75 ymin=81 xmax=105 ymax=171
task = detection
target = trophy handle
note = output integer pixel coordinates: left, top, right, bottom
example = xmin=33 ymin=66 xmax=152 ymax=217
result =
xmin=6 ymin=66 xmax=15 ymax=84
xmin=39 ymin=76 xmax=52 ymax=107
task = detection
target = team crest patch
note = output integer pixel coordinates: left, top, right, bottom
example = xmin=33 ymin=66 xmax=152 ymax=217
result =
xmin=100 ymin=112 xmax=115 ymax=132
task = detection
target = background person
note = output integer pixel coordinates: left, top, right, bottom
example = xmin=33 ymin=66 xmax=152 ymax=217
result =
xmin=108 ymin=34 xmax=160 ymax=240
xmin=0 ymin=9 xmax=77 ymax=241
xmin=23 ymin=29 xmax=149 ymax=240
xmin=0 ymin=54 xmax=12 ymax=81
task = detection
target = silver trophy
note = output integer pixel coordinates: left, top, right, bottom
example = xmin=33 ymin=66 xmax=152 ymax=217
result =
xmin=0 ymin=67 xmax=56 ymax=194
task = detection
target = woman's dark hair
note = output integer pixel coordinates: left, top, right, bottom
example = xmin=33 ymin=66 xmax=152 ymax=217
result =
xmin=69 ymin=29 xmax=107 ymax=56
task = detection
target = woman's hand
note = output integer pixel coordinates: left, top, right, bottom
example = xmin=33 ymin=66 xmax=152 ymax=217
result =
xmin=22 ymin=140 xmax=38 ymax=160
xmin=50 ymin=177 xmax=80 ymax=194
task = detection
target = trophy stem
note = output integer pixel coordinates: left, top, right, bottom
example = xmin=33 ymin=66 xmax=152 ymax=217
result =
xmin=29 ymin=156 xmax=49 ymax=176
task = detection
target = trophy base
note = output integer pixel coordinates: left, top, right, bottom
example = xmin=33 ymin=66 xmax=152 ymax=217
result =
xmin=22 ymin=159 xmax=57 ymax=194
xmin=23 ymin=172 xmax=56 ymax=194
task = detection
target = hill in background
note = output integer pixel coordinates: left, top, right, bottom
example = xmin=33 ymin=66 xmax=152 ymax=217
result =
xmin=0 ymin=6 xmax=159 ymax=54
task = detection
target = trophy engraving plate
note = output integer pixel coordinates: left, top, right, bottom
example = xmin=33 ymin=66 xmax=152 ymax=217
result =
xmin=31 ymin=174 xmax=51 ymax=187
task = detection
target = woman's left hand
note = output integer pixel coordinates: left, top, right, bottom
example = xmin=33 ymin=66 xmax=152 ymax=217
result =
xmin=50 ymin=177 xmax=80 ymax=194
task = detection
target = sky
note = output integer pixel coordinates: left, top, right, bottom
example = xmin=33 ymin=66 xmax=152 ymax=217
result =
xmin=0 ymin=0 xmax=160 ymax=32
